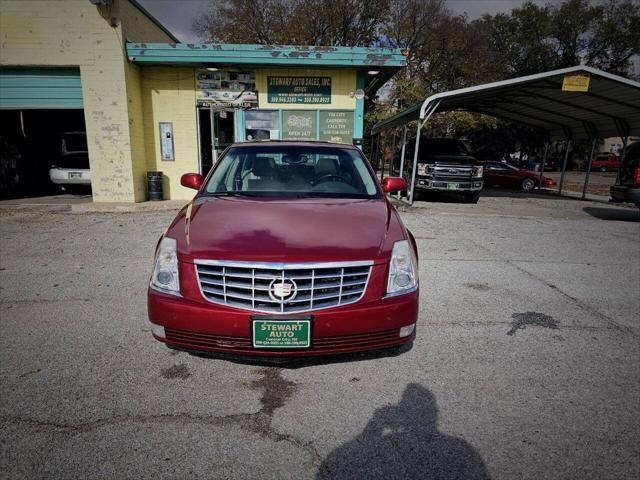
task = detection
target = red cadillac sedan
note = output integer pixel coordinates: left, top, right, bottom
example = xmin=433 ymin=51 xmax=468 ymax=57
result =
xmin=147 ymin=141 xmax=419 ymax=358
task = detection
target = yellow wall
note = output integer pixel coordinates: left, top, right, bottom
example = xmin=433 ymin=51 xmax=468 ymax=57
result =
xmin=255 ymin=68 xmax=356 ymax=110
xmin=0 ymin=0 xmax=174 ymax=202
xmin=141 ymin=67 xmax=199 ymax=200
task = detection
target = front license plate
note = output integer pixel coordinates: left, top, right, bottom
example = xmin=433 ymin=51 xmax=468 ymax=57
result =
xmin=447 ymin=182 xmax=460 ymax=190
xmin=252 ymin=320 xmax=311 ymax=348
xmin=68 ymin=172 xmax=82 ymax=179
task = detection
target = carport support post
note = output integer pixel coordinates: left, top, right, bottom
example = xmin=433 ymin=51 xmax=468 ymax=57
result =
xmin=386 ymin=128 xmax=398 ymax=182
xmin=582 ymin=138 xmax=597 ymax=200
xmin=408 ymin=119 xmax=424 ymax=205
xmin=537 ymin=143 xmax=549 ymax=190
xmin=558 ymin=140 xmax=572 ymax=196
xmin=397 ymin=125 xmax=408 ymax=199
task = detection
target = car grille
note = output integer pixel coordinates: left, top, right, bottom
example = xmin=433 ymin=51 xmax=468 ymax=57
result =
xmin=432 ymin=165 xmax=473 ymax=179
xmin=194 ymin=260 xmax=373 ymax=313
xmin=165 ymin=327 xmax=401 ymax=353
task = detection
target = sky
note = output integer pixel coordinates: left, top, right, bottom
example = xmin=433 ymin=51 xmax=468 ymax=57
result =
xmin=138 ymin=0 xmax=549 ymax=44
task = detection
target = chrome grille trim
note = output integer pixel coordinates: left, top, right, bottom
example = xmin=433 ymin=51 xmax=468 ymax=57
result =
xmin=194 ymin=260 xmax=373 ymax=314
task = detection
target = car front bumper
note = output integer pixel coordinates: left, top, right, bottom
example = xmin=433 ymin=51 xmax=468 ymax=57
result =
xmin=610 ymin=185 xmax=640 ymax=204
xmin=148 ymin=288 xmax=418 ymax=357
xmin=415 ymin=178 xmax=483 ymax=192
xmin=49 ymin=168 xmax=91 ymax=185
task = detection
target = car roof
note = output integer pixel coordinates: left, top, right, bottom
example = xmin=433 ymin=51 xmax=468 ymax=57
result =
xmin=228 ymin=140 xmax=360 ymax=151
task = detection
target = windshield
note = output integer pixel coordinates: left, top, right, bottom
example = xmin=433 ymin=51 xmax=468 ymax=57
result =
xmin=203 ymin=145 xmax=380 ymax=199
xmin=421 ymin=138 xmax=470 ymax=156
xmin=62 ymin=133 xmax=88 ymax=154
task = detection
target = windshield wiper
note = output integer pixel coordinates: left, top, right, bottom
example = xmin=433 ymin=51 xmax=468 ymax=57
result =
xmin=202 ymin=191 xmax=259 ymax=197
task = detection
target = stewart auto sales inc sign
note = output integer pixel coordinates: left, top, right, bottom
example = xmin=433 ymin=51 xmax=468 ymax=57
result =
xmin=267 ymin=76 xmax=331 ymax=104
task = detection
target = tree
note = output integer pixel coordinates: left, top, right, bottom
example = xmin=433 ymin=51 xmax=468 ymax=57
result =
xmin=194 ymin=0 xmax=388 ymax=46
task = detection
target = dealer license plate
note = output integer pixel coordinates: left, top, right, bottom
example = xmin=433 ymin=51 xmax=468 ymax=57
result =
xmin=447 ymin=182 xmax=460 ymax=190
xmin=68 ymin=172 xmax=82 ymax=179
xmin=252 ymin=319 xmax=311 ymax=348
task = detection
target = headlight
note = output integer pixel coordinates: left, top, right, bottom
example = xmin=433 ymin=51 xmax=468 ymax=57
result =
xmin=386 ymin=240 xmax=418 ymax=297
xmin=472 ymin=166 xmax=483 ymax=178
xmin=417 ymin=164 xmax=428 ymax=175
xmin=150 ymin=236 xmax=181 ymax=296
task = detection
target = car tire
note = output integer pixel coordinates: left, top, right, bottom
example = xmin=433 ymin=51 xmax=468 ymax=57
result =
xmin=522 ymin=178 xmax=536 ymax=191
xmin=463 ymin=192 xmax=480 ymax=204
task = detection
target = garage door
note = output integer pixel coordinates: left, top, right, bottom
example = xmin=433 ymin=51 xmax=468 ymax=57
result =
xmin=0 ymin=68 xmax=83 ymax=109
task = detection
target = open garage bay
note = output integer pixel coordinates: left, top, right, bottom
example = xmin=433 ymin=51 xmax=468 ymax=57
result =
xmin=0 ymin=196 xmax=638 ymax=479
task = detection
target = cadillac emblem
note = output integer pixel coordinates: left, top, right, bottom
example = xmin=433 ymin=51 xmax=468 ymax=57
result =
xmin=268 ymin=278 xmax=297 ymax=302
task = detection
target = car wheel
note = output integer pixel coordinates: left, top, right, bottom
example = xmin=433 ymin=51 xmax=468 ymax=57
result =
xmin=463 ymin=192 xmax=480 ymax=204
xmin=522 ymin=178 xmax=536 ymax=191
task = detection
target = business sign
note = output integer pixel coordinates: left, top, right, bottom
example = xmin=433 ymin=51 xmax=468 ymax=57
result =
xmin=196 ymin=70 xmax=257 ymax=108
xmin=267 ymin=76 xmax=331 ymax=104
xmin=319 ymin=111 xmax=354 ymax=143
xmin=562 ymin=73 xmax=590 ymax=92
xmin=282 ymin=111 xmax=317 ymax=140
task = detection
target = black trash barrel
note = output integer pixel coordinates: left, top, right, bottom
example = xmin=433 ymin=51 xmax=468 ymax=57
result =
xmin=147 ymin=171 xmax=163 ymax=201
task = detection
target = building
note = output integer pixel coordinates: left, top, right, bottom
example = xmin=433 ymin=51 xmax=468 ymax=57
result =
xmin=0 ymin=0 xmax=405 ymax=202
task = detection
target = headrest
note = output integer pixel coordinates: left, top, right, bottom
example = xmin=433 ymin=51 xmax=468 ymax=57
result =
xmin=252 ymin=157 xmax=277 ymax=177
xmin=315 ymin=157 xmax=338 ymax=176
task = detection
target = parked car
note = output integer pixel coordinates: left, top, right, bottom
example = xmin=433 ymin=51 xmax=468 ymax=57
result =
xmin=541 ymin=156 xmax=562 ymax=171
xmin=589 ymin=153 xmax=620 ymax=172
xmin=49 ymin=132 xmax=91 ymax=189
xmin=148 ymin=141 xmax=419 ymax=358
xmin=610 ymin=142 xmax=640 ymax=207
xmin=482 ymin=161 xmax=557 ymax=191
xmin=399 ymin=138 xmax=483 ymax=203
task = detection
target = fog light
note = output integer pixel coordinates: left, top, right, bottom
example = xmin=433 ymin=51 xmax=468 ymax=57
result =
xmin=399 ymin=323 xmax=415 ymax=337
xmin=157 ymin=271 xmax=174 ymax=285
xmin=395 ymin=273 xmax=412 ymax=288
xmin=151 ymin=323 xmax=166 ymax=339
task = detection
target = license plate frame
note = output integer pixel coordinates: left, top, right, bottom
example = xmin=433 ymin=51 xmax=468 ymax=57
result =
xmin=251 ymin=316 xmax=312 ymax=349
xmin=447 ymin=182 xmax=460 ymax=190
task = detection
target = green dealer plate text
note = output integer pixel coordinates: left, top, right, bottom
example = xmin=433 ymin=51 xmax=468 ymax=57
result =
xmin=252 ymin=320 xmax=311 ymax=348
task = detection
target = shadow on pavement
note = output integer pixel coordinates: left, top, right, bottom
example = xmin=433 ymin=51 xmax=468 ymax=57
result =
xmin=583 ymin=206 xmax=640 ymax=222
xmin=316 ymin=383 xmax=491 ymax=480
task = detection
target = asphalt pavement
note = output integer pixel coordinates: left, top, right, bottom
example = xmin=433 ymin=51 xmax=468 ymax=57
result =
xmin=1 ymin=194 xmax=638 ymax=479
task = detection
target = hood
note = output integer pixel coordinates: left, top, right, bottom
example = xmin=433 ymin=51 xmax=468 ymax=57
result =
xmin=172 ymin=196 xmax=399 ymax=264
xmin=419 ymin=155 xmax=478 ymax=165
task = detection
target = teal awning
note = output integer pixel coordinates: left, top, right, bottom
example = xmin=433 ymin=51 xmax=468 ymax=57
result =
xmin=126 ymin=43 xmax=406 ymax=94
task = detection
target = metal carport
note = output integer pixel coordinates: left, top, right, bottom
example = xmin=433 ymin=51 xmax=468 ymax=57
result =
xmin=370 ymin=66 xmax=640 ymax=204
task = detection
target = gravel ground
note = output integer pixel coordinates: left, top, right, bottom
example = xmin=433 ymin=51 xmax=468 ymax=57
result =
xmin=1 ymin=195 xmax=638 ymax=480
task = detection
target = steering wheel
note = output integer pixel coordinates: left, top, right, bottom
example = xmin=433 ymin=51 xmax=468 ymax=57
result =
xmin=314 ymin=174 xmax=351 ymax=185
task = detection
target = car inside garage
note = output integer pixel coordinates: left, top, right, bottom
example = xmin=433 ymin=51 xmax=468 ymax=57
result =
xmin=0 ymin=69 xmax=89 ymax=198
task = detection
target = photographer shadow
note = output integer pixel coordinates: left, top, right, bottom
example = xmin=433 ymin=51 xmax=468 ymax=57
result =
xmin=317 ymin=383 xmax=490 ymax=480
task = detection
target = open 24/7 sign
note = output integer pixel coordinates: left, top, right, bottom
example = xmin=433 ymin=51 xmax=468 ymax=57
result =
xmin=267 ymin=76 xmax=331 ymax=104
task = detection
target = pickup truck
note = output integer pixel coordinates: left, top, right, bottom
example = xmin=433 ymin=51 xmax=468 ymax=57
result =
xmin=397 ymin=137 xmax=483 ymax=203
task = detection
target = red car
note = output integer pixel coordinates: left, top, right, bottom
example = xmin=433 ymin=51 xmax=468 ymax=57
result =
xmin=590 ymin=154 xmax=620 ymax=172
xmin=482 ymin=162 xmax=557 ymax=191
xmin=147 ymin=141 xmax=419 ymax=358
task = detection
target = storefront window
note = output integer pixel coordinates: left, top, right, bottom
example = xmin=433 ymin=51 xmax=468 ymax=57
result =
xmin=245 ymin=110 xmax=279 ymax=140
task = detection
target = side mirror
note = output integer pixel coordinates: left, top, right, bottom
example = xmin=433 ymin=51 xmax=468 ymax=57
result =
xmin=381 ymin=177 xmax=407 ymax=193
xmin=180 ymin=173 xmax=204 ymax=190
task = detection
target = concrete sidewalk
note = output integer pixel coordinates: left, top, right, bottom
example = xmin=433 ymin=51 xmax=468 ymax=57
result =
xmin=0 ymin=194 xmax=186 ymax=213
